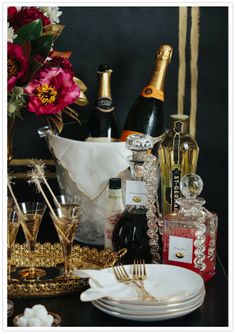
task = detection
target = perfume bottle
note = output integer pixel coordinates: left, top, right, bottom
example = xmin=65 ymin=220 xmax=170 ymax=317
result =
xmin=162 ymin=174 xmax=218 ymax=282
xmin=112 ymin=134 xmax=161 ymax=264
xmin=158 ymin=114 xmax=199 ymax=217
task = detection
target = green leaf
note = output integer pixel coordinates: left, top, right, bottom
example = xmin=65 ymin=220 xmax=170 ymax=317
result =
xmin=14 ymin=19 xmax=43 ymax=44
xmin=28 ymin=58 xmax=44 ymax=81
xmin=31 ymin=35 xmax=53 ymax=58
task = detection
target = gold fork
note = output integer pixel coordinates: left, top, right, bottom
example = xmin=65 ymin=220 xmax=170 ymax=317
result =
xmin=133 ymin=259 xmax=157 ymax=301
xmin=113 ymin=264 xmax=157 ymax=301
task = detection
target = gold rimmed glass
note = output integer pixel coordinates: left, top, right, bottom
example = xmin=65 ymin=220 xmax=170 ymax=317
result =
xmin=18 ymin=202 xmax=46 ymax=279
xmin=7 ymin=210 xmax=20 ymax=278
xmin=50 ymin=204 xmax=81 ymax=278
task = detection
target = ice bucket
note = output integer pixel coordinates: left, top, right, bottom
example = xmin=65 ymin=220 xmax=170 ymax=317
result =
xmin=38 ymin=126 xmax=130 ymax=245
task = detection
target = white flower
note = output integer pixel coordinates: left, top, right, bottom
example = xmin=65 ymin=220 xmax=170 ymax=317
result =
xmin=7 ymin=22 xmax=17 ymax=43
xmin=40 ymin=6 xmax=62 ymax=24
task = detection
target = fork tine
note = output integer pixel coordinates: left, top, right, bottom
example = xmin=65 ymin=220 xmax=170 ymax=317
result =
xmin=140 ymin=259 xmax=143 ymax=277
xmin=112 ymin=266 xmax=119 ymax=280
xmin=113 ymin=266 xmax=123 ymax=280
xmin=142 ymin=259 xmax=147 ymax=278
xmin=133 ymin=259 xmax=138 ymax=278
xmin=120 ymin=264 xmax=129 ymax=278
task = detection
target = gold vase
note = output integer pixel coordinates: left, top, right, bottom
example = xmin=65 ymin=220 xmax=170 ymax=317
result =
xmin=8 ymin=116 xmax=17 ymax=163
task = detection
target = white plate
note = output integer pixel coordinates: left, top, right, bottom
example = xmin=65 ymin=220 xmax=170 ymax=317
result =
xmin=88 ymin=264 xmax=204 ymax=304
xmin=96 ymin=295 xmax=205 ymax=316
xmin=91 ymin=298 xmax=204 ymax=321
xmin=98 ymin=290 xmax=205 ymax=314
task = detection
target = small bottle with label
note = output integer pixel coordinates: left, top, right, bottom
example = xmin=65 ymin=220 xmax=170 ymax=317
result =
xmin=112 ymin=134 xmax=161 ymax=264
xmin=162 ymin=173 xmax=218 ymax=282
xmin=104 ymin=178 xmax=124 ymax=249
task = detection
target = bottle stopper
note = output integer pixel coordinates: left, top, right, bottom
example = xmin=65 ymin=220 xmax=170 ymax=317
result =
xmin=180 ymin=173 xmax=203 ymax=200
xmin=126 ymin=134 xmax=153 ymax=151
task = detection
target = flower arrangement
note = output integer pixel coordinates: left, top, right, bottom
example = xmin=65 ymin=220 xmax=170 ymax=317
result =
xmin=7 ymin=6 xmax=88 ymax=133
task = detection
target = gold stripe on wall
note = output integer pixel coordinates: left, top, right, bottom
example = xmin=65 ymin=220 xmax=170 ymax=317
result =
xmin=9 ymin=159 xmax=55 ymax=166
xmin=177 ymin=6 xmax=188 ymax=115
xmin=189 ymin=7 xmax=200 ymax=138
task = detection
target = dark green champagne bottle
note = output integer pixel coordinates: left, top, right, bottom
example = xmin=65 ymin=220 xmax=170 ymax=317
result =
xmin=121 ymin=45 xmax=173 ymax=142
xmin=86 ymin=64 xmax=121 ymax=142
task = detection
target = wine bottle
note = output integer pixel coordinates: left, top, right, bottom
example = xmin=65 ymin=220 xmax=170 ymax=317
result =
xmin=121 ymin=45 xmax=173 ymax=142
xmin=86 ymin=64 xmax=121 ymax=142
xmin=158 ymin=114 xmax=199 ymax=217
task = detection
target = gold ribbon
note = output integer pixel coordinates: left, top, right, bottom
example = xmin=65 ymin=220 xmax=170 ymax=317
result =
xmin=178 ymin=7 xmax=200 ymax=138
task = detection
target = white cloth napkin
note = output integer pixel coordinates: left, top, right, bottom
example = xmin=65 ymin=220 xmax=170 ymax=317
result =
xmin=48 ymin=134 xmax=130 ymax=200
xmin=76 ymin=269 xmax=191 ymax=302
xmin=78 ymin=269 xmax=139 ymax=301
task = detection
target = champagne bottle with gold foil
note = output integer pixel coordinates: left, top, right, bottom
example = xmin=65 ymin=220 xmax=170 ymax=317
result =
xmin=86 ymin=64 xmax=121 ymax=142
xmin=158 ymin=114 xmax=199 ymax=217
xmin=121 ymin=45 xmax=173 ymax=142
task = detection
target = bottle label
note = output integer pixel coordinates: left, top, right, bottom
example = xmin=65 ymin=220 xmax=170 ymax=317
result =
xmin=168 ymin=236 xmax=193 ymax=264
xmin=125 ymin=180 xmax=148 ymax=205
xmin=170 ymin=120 xmax=184 ymax=210
xmin=104 ymin=212 xmax=122 ymax=249
xmin=140 ymin=85 xmax=164 ymax=101
xmin=120 ymin=130 xmax=142 ymax=142
xmin=171 ymin=168 xmax=182 ymax=211
xmin=96 ymin=97 xmax=114 ymax=112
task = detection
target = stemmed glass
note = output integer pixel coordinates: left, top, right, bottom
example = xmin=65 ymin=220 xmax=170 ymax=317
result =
xmin=18 ymin=202 xmax=46 ymax=279
xmin=7 ymin=210 xmax=20 ymax=278
xmin=50 ymin=204 xmax=81 ymax=278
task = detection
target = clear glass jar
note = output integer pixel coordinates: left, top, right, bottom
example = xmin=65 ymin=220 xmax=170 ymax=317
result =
xmin=162 ymin=174 xmax=218 ymax=281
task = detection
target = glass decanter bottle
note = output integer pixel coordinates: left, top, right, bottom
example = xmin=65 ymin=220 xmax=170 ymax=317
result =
xmin=158 ymin=114 xmax=199 ymax=217
xmin=162 ymin=173 xmax=218 ymax=282
xmin=112 ymin=134 xmax=161 ymax=264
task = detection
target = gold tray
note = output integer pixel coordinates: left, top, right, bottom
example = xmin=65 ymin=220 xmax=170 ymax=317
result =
xmin=8 ymin=242 xmax=126 ymax=299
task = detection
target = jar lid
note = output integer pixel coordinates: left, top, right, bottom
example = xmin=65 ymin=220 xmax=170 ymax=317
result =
xmin=126 ymin=134 xmax=153 ymax=151
xmin=109 ymin=178 xmax=121 ymax=189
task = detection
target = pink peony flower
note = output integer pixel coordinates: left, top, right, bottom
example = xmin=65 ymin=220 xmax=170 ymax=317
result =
xmin=24 ymin=67 xmax=80 ymax=115
xmin=8 ymin=42 xmax=29 ymax=91
xmin=11 ymin=7 xmax=51 ymax=31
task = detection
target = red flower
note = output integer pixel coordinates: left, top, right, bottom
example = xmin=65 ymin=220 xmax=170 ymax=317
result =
xmin=8 ymin=42 xmax=29 ymax=91
xmin=24 ymin=67 xmax=80 ymax=115
xmin=11 ymin=7 xmax=51 ymax=31
xmin=8 ymin=7 xmax=17 ymax=23
xmin=46 ymin=56 xmax=74 ymax=76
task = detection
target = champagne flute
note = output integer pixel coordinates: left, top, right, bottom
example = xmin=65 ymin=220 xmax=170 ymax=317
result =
xmin=50 ymin=204 xmax=81 ymax=278
xmin=18 ymin=202 xmax=46 ymax=279
xmin=7 ymin=210 xmax=20 ymax=278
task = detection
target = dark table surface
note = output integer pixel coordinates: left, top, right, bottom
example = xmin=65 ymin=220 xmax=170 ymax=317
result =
xmin=8 ymin=255 xmax=228 ymax=328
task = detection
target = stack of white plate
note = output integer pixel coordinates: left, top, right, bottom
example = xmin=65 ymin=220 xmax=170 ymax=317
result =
xmin=90 ymin=264 xmax=205 ymax=321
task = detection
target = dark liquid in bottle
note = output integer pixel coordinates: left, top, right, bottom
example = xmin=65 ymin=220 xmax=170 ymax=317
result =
xmin=112 ymin=209 xmax=152 ymax=264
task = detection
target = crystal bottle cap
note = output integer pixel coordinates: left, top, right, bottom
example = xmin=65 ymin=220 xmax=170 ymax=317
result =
xmin=126 ymin=134 xmax=154 ymax=151
xmin=180 ymin=174 xmax=203 ymax=200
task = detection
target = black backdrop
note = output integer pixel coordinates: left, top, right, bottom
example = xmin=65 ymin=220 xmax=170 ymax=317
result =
xmin=11 ymin=7 xmax=228 ymax=271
